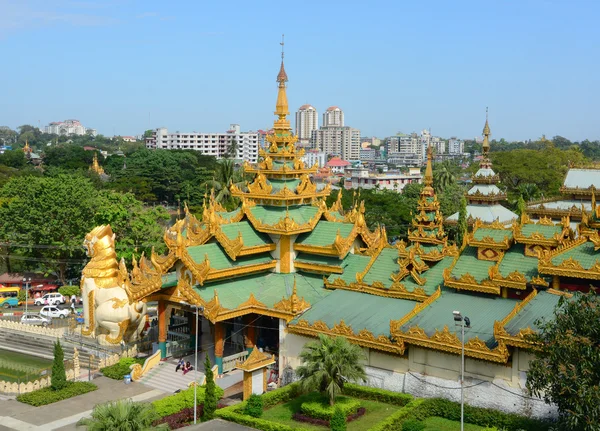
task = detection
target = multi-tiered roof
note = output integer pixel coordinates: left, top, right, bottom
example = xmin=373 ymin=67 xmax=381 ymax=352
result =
xmin=117 ymin=54 xmax=585 ymax=365
xmin=446 ymin=112 xmax=517 ymax=225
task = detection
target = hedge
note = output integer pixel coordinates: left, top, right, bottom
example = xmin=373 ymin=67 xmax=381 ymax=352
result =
xmin=16 ymin=382 xmax=97 ymax=406
xmin=406 ymin=398 xmax=552 ymax=431
xmin=367 ymin=399 xmax=425 ymax=431
xmin=101 ymin=357 xmax=145 ymax=380
xmin=216 ymin=383 xmax=302 ymax=431
xmin=152 ymin=385 xmax=224 ymax=417
xmin=342 ymin=383 xmax=413 ymax=406
xmin=300 ymin=395 xmax=361 ymax=420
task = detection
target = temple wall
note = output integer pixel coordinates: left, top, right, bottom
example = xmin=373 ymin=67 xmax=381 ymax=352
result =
xmin=282 ymin=332 xmax=556 ymax=419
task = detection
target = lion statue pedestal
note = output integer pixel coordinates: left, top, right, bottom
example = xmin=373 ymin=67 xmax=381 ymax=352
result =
xmin=81 ymin=225 xmax=147 ymax=346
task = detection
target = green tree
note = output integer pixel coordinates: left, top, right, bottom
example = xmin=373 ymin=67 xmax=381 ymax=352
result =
xmin=516 ymin=183 xmax=540 ymax=202
xmin=432 ymin=160 xmax=458 ymax=193
xmin=0 ymin=150 xmax=27 ymax=168
xmin=296 ymin=334 xmax=366 ymax=406
xmin=202 ymin=159 xmax=245 ymax=211
xmin=527 ymin=292 xmax=600 ymax=431
xmin=202 ymin=355 xmax=217 ymax=421
xmin=0 ymin=126 xmax=17 ymax=145
xmin=225 ymin=139 xmax=238 ymax=159
xmin=330 ymin=406 xmax=347 ymax=431
xmin=143 ymin=130 xmax=153 ymax=139
xmin=515 ymin=195 xmax=526 ymax=216
xmin=76 ymin=400 xmax=166 ymax=430
xmin=43 ymin=144 xmax=97 ymax=170
xmin=51 ymin=340 xmax=67 ymax=391
xmin=456 ymin=196 xmax=468 ymax=246
xmin=243 ymin=394 xmax=263 ymax=418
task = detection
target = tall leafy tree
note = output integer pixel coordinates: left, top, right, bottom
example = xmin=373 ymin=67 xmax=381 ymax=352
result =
xmin=202 ymin=355 xmax=217 ymax=421
xmin=456 ymin=196 xmax=468 ymax=246
xmin=202 ymin=159 xmax=245 ymax=211
xmin=433 ymin=160 xmax=458 ymax=193
xmin=527 ymin=292 xmax=600 ymax=431
xmin=296 ymin=334 xmax=367 ymax=406
xmin=77 ymin=400 xmax=167 ymax=430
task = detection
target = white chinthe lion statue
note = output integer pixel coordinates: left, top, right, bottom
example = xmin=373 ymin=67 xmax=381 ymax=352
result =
xmin=81 ymin=225 xmax=147 ymax=345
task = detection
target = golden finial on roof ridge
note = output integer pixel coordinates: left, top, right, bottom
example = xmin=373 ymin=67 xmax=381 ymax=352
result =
xmin=482 ymin=107 xmax=491 ymax=155
xmin=424 ymin=143 xmax=433 ymax=187
xmin=90 ymin=152 xmax=105 ymax=175
xmin=23 ymin=140 xmax=31 ymax=153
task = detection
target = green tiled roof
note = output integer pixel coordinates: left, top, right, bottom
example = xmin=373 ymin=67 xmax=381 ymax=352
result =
xmin=504 ymin=291 xmax=564 ymax=336
xmin=362 ymin=248 xmax=398 ymax=286
xmin=194 ymin=272 xmax=329 ymax=309
xmin=186 ymin=243 xmax=273 ymax=270
xmin=161 ymin=272 xmax=178 ymax=289
xmin=272 ymin=161 xmax=294 ymax=169
xmin=217 ymin=209 xmax=242 ymax=221
xmin=249 ymin=204 xmax=320 ymax=226
xmin=327 ymin=210 xmax=345 ymax=220
xmin=402 ymin=256 xmax=454 ymax=295
xmin=268 ymin=178 xmax=301 ymax=192
xmin=296 ymin=221 xmax=355 ymax=246
xmin=520 ymin=224 xmax=562 ymax=239
xmin=449 ymin=246 xmax=495 ymax=283
xmin=551 ymin=241 xmax=599 ymax=269
xmin=419 ymin=244 xmax=444 ymax=255
xmin=295 ymin=253 xmax=343 ymax=267
xmin=498 ymin=244 xmax=540 ymax=281
xmin=401 ymin=291 xmax=518 ymax=348
xmin=220 ymin=221 xmax=271 ymax=247
xmin=326 ymin=253 xmax=371 ymax=284
xmin=291 ymin=289 xmax=416 ymax=338
xmin=473 ymin=227 xmax=513 ymax=242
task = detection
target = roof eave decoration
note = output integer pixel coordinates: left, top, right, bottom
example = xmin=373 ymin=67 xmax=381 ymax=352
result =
xmin=119 ymin=253 xmax=166 ymax=302
xmin=324 ymin=276 xmax=429 ymax=302
xmin=203 ymin=290 xmax=297 ymax=324
xmin=245 ymin=206 xmax=321 ymax=235
xmin=538 ymin=235 xmax=600 ymax=279
xmin=288 ymin=319 xmax=406 ymax=356
xmin=493 ymin=289 xmax=539 ymax=349
xmin=236 ymin=348 xmax=276 ymax=372
xmin=443 ymin=267 xmax=500 ymax=295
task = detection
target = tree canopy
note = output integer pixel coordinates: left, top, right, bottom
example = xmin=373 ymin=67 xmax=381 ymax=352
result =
xmin=526 ymin=292 xmax=600 ymax=431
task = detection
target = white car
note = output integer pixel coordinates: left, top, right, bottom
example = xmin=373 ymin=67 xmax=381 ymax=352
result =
xmin=34 ymin=293 xmax=65 ymax=306
xmin=20 ymin=313 xmax=51 ymax=327
xmin=39 ymin=306 xmax=70 ymax=319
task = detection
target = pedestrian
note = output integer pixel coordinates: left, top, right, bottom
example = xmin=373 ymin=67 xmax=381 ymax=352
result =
xmin=175 ymin=358 xmax=185 ymax=372
xmin=183 ymin=361 xmax=193 ymax=375
xmin=71 ymin=300 xmax=76 ymax=314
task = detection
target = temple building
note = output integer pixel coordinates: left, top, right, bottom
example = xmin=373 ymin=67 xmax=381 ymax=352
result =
xmin=81 ymin=52 xmax=598 ymax=417
xmin=445 ymin=112 xmax=517 ymax=226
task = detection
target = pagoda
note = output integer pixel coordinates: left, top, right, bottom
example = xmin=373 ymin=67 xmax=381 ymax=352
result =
xmin=89 ymin=153 xmax=105 ymax=176
xmin=446 ymin=111 xmax=517 ymax=226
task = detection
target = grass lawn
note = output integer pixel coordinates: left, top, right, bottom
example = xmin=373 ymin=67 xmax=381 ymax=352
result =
xmin=260 ymin=392 xmax=399 ymax=430
xmin=423 ymin=416 xmax=485 ymax=430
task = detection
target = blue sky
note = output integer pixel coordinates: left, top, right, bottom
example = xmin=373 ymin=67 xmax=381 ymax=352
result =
xmin=1 ymin=0 xmax=599 ymax=141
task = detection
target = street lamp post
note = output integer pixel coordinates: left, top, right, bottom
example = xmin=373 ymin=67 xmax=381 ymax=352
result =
xmin=453 ymin=311 xmax=470 ymax=431
xmin=22 ymin=277 xmax=31 ymax=315
xmin=193 ymin=305 xmax=204 ymax=424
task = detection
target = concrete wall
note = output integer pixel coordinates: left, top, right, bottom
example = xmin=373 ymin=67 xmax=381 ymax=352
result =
xmin=282 ymin=331 xmax=557 ymax=419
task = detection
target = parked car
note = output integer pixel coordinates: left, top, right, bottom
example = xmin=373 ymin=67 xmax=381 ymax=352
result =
xmin=39 ymin=305 xmax=70 ymax=319
xmin=34 ymin=293 xmax=65 ymax=306
xmin=20 ymin=313 xmax=51 ymax=327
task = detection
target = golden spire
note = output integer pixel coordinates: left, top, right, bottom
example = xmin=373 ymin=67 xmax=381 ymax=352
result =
xmin=423 ymin=144 xmax=433 ymax=188
xmin=23 ymin=140 xmax=31 ymax=153
xmin=90 ymin=152 xmax=105 ymax=175
xmin=482 ymin=107 xmax=491 ymax=158
xmin=274 ymin=34 xmax=291 ymax=133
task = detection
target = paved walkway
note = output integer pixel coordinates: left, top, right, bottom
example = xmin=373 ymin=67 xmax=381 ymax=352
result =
xmin=0 ymin=377 xmax=163 ymax=431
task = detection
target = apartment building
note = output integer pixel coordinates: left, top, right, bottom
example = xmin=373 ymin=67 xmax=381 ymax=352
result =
xmin=295 ymin=105 xmax=318 ymax=147
xmin=311 ymin=126 xmax=361 ymax=161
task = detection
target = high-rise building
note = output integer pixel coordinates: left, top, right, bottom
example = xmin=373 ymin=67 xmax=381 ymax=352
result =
xmin=448 ymin=137 xmax=465 ymax=154
xmin=145 ymin=124 xmax=259 ymax=162
xmin=322 ymin=106 xmax=344 ymax=127
xmin=45 ymin=119 xmax=96 ymax=136
xmin=311 ymin=126 xmax=360 ymax=160
xmin=295 ymin=104 xmax=318 ymax=147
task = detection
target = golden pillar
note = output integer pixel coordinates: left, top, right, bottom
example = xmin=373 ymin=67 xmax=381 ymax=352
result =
xmin=280 ymin=235 xmax=291 ymax=273
xmin=214 ymin=321 xmax=224 ymax=375
xmin=157 ymin=300 xmax=167 ymax=359
xmin=244 ymin=314 xmax=256 ymax=353
xmin=552 ymin=274 xmax=560 ymax=290
xmin=501 ymin=287 xmax=508 ymax=298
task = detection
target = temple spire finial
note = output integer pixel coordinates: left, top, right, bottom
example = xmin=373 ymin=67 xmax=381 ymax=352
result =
xmin=424 ymin=143 xmax=433 ymax=188
xmin=482 ymin=107 xmax=491 ymax=158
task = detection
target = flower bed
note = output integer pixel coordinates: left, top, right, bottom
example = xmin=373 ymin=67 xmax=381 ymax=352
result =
xmin=16 ymin=381 xmax=97 ymax=406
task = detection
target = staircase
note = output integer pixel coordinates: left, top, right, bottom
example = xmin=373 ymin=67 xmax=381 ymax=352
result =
xmin=139 ymin=360 xmax=205 ymax=394
xmin=0 ymin=327 xmax=101 ymax=370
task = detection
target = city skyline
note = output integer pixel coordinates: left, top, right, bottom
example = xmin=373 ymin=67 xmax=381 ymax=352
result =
xmin=1 ymin=0 xmax=599 ymax=142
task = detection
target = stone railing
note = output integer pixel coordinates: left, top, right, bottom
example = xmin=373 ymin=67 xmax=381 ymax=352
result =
xmin=130 ymin=350 xmax=161 ymax=381
xmin=96 ymin=345 xmax=138 ymax=369
xmin=0 ymin=348 xmax=80 ymax=394
xmin=223 ymin=351 xmax=248 ymax=374
xmin=0 ymin=319 xmax=64 ymax=338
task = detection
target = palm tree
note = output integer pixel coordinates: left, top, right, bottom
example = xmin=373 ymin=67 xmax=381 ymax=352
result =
xmin=77 ymin=400 xmax=167 ymax=430
xmin=296 ymin=334 xmax=367 ymax=406
xmin=433 ymin=161 xmax=457 ymax=193
xmin=201 ymin=159 xmax=245 ymax=210
xmin=516 ymin=182 xmax=540 ymax=202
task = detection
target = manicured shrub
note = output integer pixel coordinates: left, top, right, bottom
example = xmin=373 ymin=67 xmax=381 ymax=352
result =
xmin=406 ymin=398 xmax=551 ymax=431
xmin=244 ymin=394 xmax=264 ymax=418
xmin=202 ymin=355 xmax=217 ymax=421
xmin=260 ymin=382 xmax=301 ymax=408
xmin=51 ymin=340 xmax=67 ymax=390
xmin=300 ymin=395 xmax=360 ymax=420
xmin=292 ymin=407 xmax=366 ymax=427
xmin=342 ymin=383 xmax=413 ymax=406
xmin=153 ymin=405 xmax=204 ymax=429
xmin=58 ymin=285 xmax=80 ymax=297
xmin=16 ymin=382 xmax=97 ymax=406
xmin=152 ymin=385 xmax=224 ymax=417
xmin=402 ymin=419 xmax=425 ymax=431
xmin=368 ymin=399 xmax=424 ymax=431
xmin=330 ymin=407 xmax=347 ymax=431
xmin=101 ymin=357 xmax=145 ymax=380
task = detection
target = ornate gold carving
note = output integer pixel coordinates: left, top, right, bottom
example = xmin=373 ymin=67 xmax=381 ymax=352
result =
xmin=110 ymin=297 xmax=128 ymax=309
xmin=237 ymin=348 xmax=275 ymax=372
xmin=390 ymin=287 xmax=441 ymax=333
xmin=105 ymin=319 xmax=129 ymax=344
xmin=273 ymin=278 xmax=310 ymax=314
